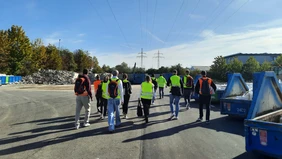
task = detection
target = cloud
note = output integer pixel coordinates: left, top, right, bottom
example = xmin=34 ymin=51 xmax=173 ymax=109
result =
xmin=94 ymin=25 xmax=282 ymax=69
xmin=245 ymin=19 xmax=282 ymax=29
xmin=143 ymin=28 xmax=165 ymax=44
xmin=43 ymin=32 xmax=61 ymax=45
xmin=77 ymin=33 xmax=85 ymax=37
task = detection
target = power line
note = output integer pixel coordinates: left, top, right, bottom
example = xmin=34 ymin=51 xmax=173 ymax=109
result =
xmin=137 ymin=48 xmax=147 ymax=68
xmin=153 ymin=50 xmax=164 ymax=69
xmin=213 ymin=0 xmax=249 ymax=31
xmin=146 ymin=0 xmax=148 ymax=50
xmin=106 ymin=0 xmax=130 ymax=49
xmin=163 ymin=0 xmax=185 ymax=46
xmin=174 ymin=0 xmax=201 ymax=42
xmin=88 ymin=0 xmax=108 ymax=29
xmin=148 ymin=0 xmax=158 ymax=50
xmin=138 ymin=0 xmax=143 ymax=47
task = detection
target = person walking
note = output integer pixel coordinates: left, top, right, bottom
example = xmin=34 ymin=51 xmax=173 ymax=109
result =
xmin=151 ymin=74 xmax=158 ymax=105
xmin=106 ymin=70 xmax=123 ymax=132
xmin=167 ymin=70 xmax=183 ymax=120
xmin=74 ymin=69 xmax=93 ymax=129
xmin=195 ymin=71 xmax=217 ymax=124
xmin=122 ymin=73 xmax=132 ymax=119
xmin=183 ymin=70 xmax=194 ymax=110
xmin=157 ymin=74 xmax=167 ymax=99
xmin=100 ymin=75 xmax=109 ymax=120
xmin=139 ymin=75 xmax=154 ymax=123
xmin=93 ymin=75 xmax=102 ymax=113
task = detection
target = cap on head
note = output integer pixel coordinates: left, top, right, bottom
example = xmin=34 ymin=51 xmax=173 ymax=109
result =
xmin=96 ymin=75 xmax=100 ymax=80
xmin=186 ymin=70 xmax=190 ymax=74
xmin=173 ymin=70 xmax=177 ymax=74
xmin=83 ymin=69 xmax=88 ymax=74
xmin=151 ymin=74 xmax=155 ymax=77
xmin=201 ymin=70 xmax=207 ymax=76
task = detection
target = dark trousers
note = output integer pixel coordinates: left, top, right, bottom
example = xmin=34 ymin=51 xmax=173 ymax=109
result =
xmin=141 ymin=98 xmax=151 ymax=118
xmin=96 ymin=96 xmax=101 ymax=112
xmin=183 ymin=88 xmax=192 ymax=105
xmin=159 ymin=87 xmax=164 ymax=98
xmin=199 ymin=95 xmax=211 ymax=121
xmin=101 ymin=97 xmax=108 ymax=116
xmin=123 ymin=94 xmax=130 ymax=114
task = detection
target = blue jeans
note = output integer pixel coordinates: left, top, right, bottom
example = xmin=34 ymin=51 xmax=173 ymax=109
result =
xmin=152 ymin=88 xmax=157 ymax=103
xmin=107 ymin=98 xmax=121 ymax=131
xmin=169 ymin=94 xmax=181 ymax=117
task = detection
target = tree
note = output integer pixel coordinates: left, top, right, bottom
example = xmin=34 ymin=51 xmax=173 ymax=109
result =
xmin=102 ymin=64 xmax=112 ymax=73
xmin=158 ymin=66 xmax=170 ymax=74
xmin=259 ymin=61 xmax=272 ymax=71
xmin=190 ymin=69 xmax=201 ymax=77
xmin=73 ymin=49 xmax=92 ymax=72
xmin=30 ymin=38 xmax=47 ymax=72
xmin=274 ymin=54 xmax=282 ymax=67
xmin=92 ymin=56 xmax=103 ymax=73
xmin=169 ymin=63 xmax=186 ymax=75
xmin=115 ymin=62 xmax=131 ymax=74
xmin=7 ymin=25 xmax=33 ymax=75
xmin=0 ymin=30 xmax=10 ymax=74
xmin=210 ymin=56 xmax=228 ymax=81
xmin=60 ymin=49 xmax=77 ymax=71
xmin=227 ymin=58 xmax=243 ymax=73
xmin=146 ymin=68 xmax=158 ymax=75
xmin=242 ymin=56 xmax=260 ymax=81
xmin=45 ymin=44 xmax=62 ymax=70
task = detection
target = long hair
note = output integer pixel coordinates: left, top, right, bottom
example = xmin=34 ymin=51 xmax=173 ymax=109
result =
xmin=145 ymin=75 xmax=151 ymax=82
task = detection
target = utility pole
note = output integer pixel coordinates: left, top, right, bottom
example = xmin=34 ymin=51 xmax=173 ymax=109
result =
xmin=137 ymin=48 xmax=146 ymax=69
xmin=153 ymin=50 xmax=164 ymax=69
xmin=58 ymin=39 xmax=61 ymax=50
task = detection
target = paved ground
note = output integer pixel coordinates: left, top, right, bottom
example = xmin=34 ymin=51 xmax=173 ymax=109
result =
xmin=0 ymin=84 xmax=264 ymax=159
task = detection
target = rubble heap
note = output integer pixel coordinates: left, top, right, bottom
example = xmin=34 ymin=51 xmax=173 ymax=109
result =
xmin=22 ymin=70 xmax=78 ymax=85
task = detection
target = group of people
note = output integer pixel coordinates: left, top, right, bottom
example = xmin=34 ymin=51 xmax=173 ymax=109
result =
xmin=74 ymin=68 xmax=217 ymax=132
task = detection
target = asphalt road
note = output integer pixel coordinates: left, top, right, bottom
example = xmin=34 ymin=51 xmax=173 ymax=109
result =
xmin=0 ymin=84 xmax=264 ymax=159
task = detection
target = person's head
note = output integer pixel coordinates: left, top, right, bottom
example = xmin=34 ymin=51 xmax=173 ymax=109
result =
xmin=145 ymin=75 xmax=151 ymax=82
xmin=96 ymin=75 xmax=100 ymax=80
xmin=112 ymin=70 xmax=119 ymax=77
xmin=103 ymin=75 xmax=109 ymax=82
xmin=151 ymin=74 xmax=155 ymax=78
xmin=123 ymin=73 xmax=128 ymax=80
xmin=160 ymin=74 xmax=163 ymax=77
xmin=186 ymin=70 xmax=190 ymax=75
xmin=201 ymin=70 xmax=207 ymax=77
xmin=173 ymin=69 xmax=177 ymax=75
xmin=83 ymin=69 xmax=88 ymax=75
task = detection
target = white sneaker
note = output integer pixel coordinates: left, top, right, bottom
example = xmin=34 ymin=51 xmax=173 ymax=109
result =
xmin=75 ymin=124 xmax=80 ymax=130
xmin=100 ymin=115 xmax=104 ymax=120
xmin=125 ymin=115 xmax=128 ymax=119
xmin=83 ymin=123 xmax=90 ymax=127
xmin=151 ymin=102 xmax=155 ymax=105
xmin=186 ymin=103 xmax=190 ymax=110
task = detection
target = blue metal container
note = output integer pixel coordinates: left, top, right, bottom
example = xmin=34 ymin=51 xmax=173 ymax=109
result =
xmin=163 ymin=73 xmax=173 ymax=82
xmin=245 ymin=71 xmax=282 ymax=158
xmin=19 ymin=76 xmax=22 ymax=82
xmin=8 ymin=76 xmax=15 ymax=83
xmin=133 ymin=73 xmax=145 ymax=84
xmin=0 ymin=76 xmax=5 ymax=85
xmin=14 ymin=76 xmax=19 ymax=82
xmin=220 ymin=73 xmax=251 ymax=117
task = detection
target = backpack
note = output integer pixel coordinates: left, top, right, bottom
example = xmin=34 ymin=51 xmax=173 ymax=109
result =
xmin=185 ymin=76 xmax=193 ymax=88
xmin=123 ymin=81 xmax=131 ymax=95
xmin=152 ymin=78 xmax=158 ymax=89
xmin=96 ymin=83 xmax=103 ymax=98
xmin=108 ymin=79 xmax=120 ymax=98
xmin=75 ymin=76 xmax=86 ymax=94
xmin=200 ymin=78 xmax=211 ymax=95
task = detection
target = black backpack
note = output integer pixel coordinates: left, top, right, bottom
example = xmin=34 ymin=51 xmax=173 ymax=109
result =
xmin=96 ymin=83 xmax=103 ymax=98
xmin=108 ymin=79 xmax=119 ymax=98
xmin=74 ymin=76 xmax=86 ymax=94
xmin=123 ymin=81 xmax=131 ymax=95
xmin=185 ymin=76 xmax=193 ymax=88
xmin=201 ymin=78 xmax=210 ymax=95
xmin=152 ymin=78 xmax=158 ymax=89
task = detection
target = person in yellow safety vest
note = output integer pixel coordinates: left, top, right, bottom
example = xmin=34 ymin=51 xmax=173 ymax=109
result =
xmin=195 ymin=70 xmax=216 ymax=124
xmin=166 ymin=70 xmax=184 ymax=120
xmin=100 ymin=75 xmax=110 ymax=120
xmin=183 ymin=70 xmax=194 ymax=110
xmin=138 ymin=75 xmax=154 ymax=123
xmin=157 ymin=74 xmax=167 ymax=99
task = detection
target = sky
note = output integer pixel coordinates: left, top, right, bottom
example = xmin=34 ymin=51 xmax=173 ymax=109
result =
xmin=1 ymin=0 xmax=282 ymax=69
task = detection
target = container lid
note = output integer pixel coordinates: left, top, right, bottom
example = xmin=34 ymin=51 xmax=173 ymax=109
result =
xmin=247 ymin=71 xmax=282 ymax=119
xmin=222 ymin=73 xmax=249 ymax=98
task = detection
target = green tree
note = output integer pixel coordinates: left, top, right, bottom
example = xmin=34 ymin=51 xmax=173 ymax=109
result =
xmin=157 ymin=66 xmax=170 ymax=74
xmin=73 ymin=49 xmax=91 ymax=72
xmin=146 ymin=68 xmax=158 ymax=75
xmin=135 ymin=67 xmax=145 ymax=73
xmin=102 ymin=64 xmax=112 ymax=73
xmin=45 ymin=44 xmax=62 ymax=70
xmin=242 ymin=56 xmax=260 ymax=81
xmin=169 ymin=63 xmax=186 ymax=75
xmin=0 ymin=30 xmax=10 ymax=74
xmin=274 ymin=54 xmax=282 ymax=67
xmin=92 ymin=56 xmax=103 ymax=73
xmin=60 ymin=49 xmax=77 ymax=71
xmin=7 ymin=25 xmax=33 ymax=75
xmin=210 ymin=56 xmax=228 ymax=81
xmin=227 ymin=58 xmax=243 ymax=73
xmin=259 ymin=61 xmax=272 ymax=71
xmin=115 ymin=62 xmax=131 ymax=74
xmin=190 ymin=69 xmax=201 ymax=77
xmin=30 ymin=38 xmax=47 ymax=72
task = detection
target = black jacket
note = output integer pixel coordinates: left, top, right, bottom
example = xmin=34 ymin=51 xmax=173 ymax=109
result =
xmin=167 ymin=75 xmax=184 ymax=96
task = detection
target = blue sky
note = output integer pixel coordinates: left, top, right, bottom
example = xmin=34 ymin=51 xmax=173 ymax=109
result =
xmin=1 ymin=0 xmax=282 ymax=69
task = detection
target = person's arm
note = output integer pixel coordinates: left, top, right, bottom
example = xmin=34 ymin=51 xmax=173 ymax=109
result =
xmin=129 ymin=81 xmax=132 ymax=94
xmin=167 ymin=78 xmax=171 ymax=87
xmin=118 ymin=80 xmax=124 ymax=103
xmin=84 ymin=76 xmax=93 ymax=100
xmin=191 ymin=77 xmax=195 ymax=92
xmin=195 ymin=80 xmax=200 ymax=94
xmin=211 ymin=79 xmax=217 ymax=92
xmin=139 ymin=84 xmax=142 ymax=99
